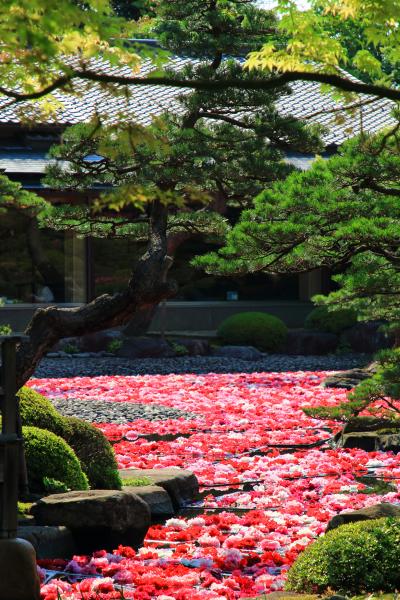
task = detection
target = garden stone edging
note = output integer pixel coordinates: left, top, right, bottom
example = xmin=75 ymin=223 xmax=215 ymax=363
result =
xmin=32 ymin=489 xmax=151 ymax=554
xmin=326 ymin=502 xmax=400 ymax=532
xmin=119 ymin=468 xmax=199 ymax=510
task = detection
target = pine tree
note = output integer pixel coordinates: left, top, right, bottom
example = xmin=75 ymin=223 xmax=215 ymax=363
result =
xmin=197 ymin=130 xmax=400 ymax=423
xmin=9 ymin=0 xmax=321 ymax=385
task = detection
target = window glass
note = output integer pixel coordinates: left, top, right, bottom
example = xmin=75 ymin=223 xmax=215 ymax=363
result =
xmin=92 ymin=236 xmax=300 ymax=301
xmin=0 ymin=211 xmax=86 ymax=304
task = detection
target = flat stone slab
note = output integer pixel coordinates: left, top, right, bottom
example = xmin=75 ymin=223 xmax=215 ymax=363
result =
xmin=123 ymin=485 xmax=174 ymax=518
xmin=119 ymin=468 xmax=199 ymax=509
xmin=18 ymin=525 xmax=75 ymax=559
xmin=32 ymin=489 xmax=151 ymax=553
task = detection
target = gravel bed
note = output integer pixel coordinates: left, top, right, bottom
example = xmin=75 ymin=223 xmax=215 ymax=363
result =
xmin=50 ymin=399 xmax=197 ymax=424
xmin=34 ymin=353 xmax=371 ymax=379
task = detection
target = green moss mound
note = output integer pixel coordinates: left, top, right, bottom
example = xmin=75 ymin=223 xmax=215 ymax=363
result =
xmin=286 ymin=517 xmax=400 ymax=594
xmin=18 ymin=387 xmax=66 ymax=437
xmin=62 ymin=416 xmax=121 ymax=490
xmin=23 ymin=426 xmax=89 ymax=492
xmin=217 ymin=312 xmax=287 ymax=352
xmin=304 ymin=306 xmax=357 ymax=335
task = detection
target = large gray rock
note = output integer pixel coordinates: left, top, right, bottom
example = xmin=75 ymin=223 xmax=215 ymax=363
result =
xmin=323 ymin=364 xmax=377 ymax=389
xmin=32 ymin=490 xmax=151 ymax=553
xmin=119 ymin=468 xmax=199 ymax=510
xmin=336 ymin=417 xmax=400 ymax=452
xmin=123 ymin=485 xmax=174 ymax=519
xmin=0 ymin=538 xmax=40 ymax=600
xmin=284 ymin=329 xmax=338 ymax=355
xmin=174 ymin=338 xmax=211 ymax=356
xmin=212 ymin=345 xmax=263 ymax=360
xmin=79 ymin=330 xmax=123 ymax=352
xmin=118 ymin=337 xmax=175 ymax=359
xmin=326 ymin=502 xmax=400 ymax=532
xmin=18 ymin=525 xmax=76 ymax=559
xmin=342 ymin=320 xmax=394 ymax=353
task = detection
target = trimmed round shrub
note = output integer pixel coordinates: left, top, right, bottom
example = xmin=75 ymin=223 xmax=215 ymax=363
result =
xmin=304 ymin=306 xmax=357 ymax=335
xmin=217 ymin=312 xmax=287 ymax=352
xmin=18 ymin=386 xmax=66 ymax=437
xmin=286 ymin=517 xmax=400 ymax=594
xmin=18 ymin=387 xmax=121 ymax=490
xmin=62 ymin=416 xmax=122 ymax=490
xmin=23 ymin=426 xmax=89 ymax=492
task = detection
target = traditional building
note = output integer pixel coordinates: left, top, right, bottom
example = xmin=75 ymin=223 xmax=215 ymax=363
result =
xmin=0 ymin=53 xmax=395 ymax=331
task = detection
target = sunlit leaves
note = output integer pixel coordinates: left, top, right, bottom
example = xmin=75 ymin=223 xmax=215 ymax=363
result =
xmin=246 ymin=0 xmax=400 ymax=94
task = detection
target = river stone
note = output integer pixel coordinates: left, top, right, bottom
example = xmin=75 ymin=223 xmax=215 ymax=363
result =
xmin=32 ymin=489 xmax=151 ymax=553
xmin=212 ymin=346 xmax=263 ymax=360
xmin=326 ymin=502 xmax=400 ymax=532
xmin=123 ymin=485 xmax=174 ymax=519
xmin=17 ymin=525 xmax=75 ymax=559
xmin=119 ymin=468 xmax=199 ymax=510
xmin=0 ymin=538 xmax=40 ymax=600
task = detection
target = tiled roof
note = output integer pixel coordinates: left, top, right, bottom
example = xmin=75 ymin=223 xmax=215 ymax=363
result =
xmin=0 ymin=55 xmax=396 ymax=149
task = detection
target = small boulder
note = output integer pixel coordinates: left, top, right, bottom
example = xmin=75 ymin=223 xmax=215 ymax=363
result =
xmin=284 ymin=330 xmax=338 ymax=355
xmin=326 ymin=502 xmax=400 ymax=532
xmin=119 ymin=468 xmax=199 ymax=510
xmin=118 ymin=337 xmax=175 ymax=359
xmin=32 ymin=490 xmax=151 ymax=554
xmin=174 ymin=338 xmax=210 ymax=356
xmin=342 ymin=320 xmax=394 ymax=353
xmin=123 ymin=485 xmax=174 ymax=519
xmin=212 ymin=345 xmax=263 ymax=360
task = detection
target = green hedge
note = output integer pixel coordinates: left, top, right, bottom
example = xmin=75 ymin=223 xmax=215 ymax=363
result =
xmin=62 ymin=416 xmax=121 ymax=489
xmin=23 ymin=426 xmax=89 ymax=492
xmin=286 ymin=517 xmax=400 ymax=594
xmin=20 ymin=387 xmax=121 ymax=490
xmin=304 ymin=306 xmax=357 ymax=335
xmin=217 ymin=312 xmax=287 ymax=352
xmin=18 ymin=387 xmax=66 ymax=437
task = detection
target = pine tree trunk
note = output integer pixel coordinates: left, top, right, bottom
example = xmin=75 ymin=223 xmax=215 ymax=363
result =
xmin=15 ymin=202 xmax=177 ymax=388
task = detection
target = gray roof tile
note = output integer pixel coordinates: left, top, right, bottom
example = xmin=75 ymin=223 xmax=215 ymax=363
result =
xmin=0 ymin=56 xmax=396 ymax=159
